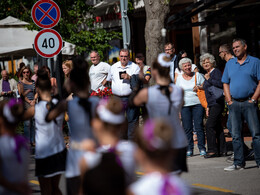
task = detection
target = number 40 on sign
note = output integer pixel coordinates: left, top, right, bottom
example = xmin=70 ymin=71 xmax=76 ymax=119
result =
xmin=34 ymin=29 xmax=63 ymax=58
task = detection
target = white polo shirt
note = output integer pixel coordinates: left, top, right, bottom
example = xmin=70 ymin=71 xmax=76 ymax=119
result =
xmin=89 ymin=62 xmax=111 ymax=92
xmin=107 ymin=61 xmax=140 ymax=96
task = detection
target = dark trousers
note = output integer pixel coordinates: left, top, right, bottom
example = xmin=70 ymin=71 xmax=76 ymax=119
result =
xmin=66 ymin=176 xmax=80 ymax=195
xmin=206 ymin=103 xmax=226 ymax=154
xmin=120 ymin=96 xmax=139 ymax=140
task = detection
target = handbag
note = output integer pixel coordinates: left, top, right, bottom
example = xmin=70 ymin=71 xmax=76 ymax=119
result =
xmin=195 ymin=73 xmax=208 ymax=108
xmin=208 ymin=85 xmax=224 ymax=100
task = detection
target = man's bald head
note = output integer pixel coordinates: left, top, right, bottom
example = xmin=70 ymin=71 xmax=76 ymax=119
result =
xmin=1 ymin=70 xmax=8 ymax=81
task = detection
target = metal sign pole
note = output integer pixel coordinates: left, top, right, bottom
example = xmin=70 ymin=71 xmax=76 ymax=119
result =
xmin=120 ymin=0 xmax=131 ymax=49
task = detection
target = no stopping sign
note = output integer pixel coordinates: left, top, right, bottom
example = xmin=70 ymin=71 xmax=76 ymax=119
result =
xmin=34 ymin=29 xmax=63 ymax=58
xmin=31 ymin=0 xmax=61 ymax=29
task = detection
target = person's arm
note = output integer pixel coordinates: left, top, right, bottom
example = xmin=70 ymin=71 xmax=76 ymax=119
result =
xmin=79 ymin=157 xmax=88 ymax=195
xmin=223 ymin=83 xmax=233 ymax=105
xmin=193 ymin=73 xmax=204 ymax=91
xmin=106 ymin=68 xmax=112 ymax=83
xmin=30 ymin=92 xmax=38 ymax=106
xmin=123 ymin=63 xmax=141 ymax=80
xmin=102 ymin=64 xmax=111 ymax=86
xmin=45 ymin=100 xmax=67 ymax=122
xmin=133 ymin=88 xmax=148 ymax=106
xmin=174 ymin=73 xmax=178 ymax=84
xmin=23 ymin=106 xmax=35 ymax=121
xmin=206 ymin=69 xmax=223 ymax=88
xmin=101 ymin=78 xmax=107 ymax=86
xmin=126 ymin=189 xmax=135 ymax=195
xmin=193 ymin=67 xmax=199 ymax=72
xmin=250 ymin=80 xmax=260 ymax=103
xmin=17 ymin=82 xmax=23 ymax=96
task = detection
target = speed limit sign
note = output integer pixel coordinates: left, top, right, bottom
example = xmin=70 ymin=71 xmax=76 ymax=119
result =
xmin=34 ymin=29 xmax=63 ymax=58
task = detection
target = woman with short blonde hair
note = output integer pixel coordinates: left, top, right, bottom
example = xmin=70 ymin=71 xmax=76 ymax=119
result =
xmin=200 ymin=53 xmax=226 ymax=158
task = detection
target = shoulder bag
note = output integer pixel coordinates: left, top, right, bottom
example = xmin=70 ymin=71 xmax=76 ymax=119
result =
xmin=195 ymin=73 xmax=208 ymax=108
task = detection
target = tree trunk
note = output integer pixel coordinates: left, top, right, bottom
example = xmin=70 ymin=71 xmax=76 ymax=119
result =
xmin=143 ymin=0 xmax=170 ymax=66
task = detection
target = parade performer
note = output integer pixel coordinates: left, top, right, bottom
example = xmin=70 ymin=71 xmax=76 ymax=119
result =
xmin=132 ymin=53 xmax=188 ymax=174
xmin=128 ymin=119 xmax=190 ymax=195
xmin=77 ymin=97 xmax=136 ymax=195
xmin=46 ymin=57 xmax=99 ymax=195
xmin=23 ymin=68 xmax=66 ymax=195
xmin=0 ymin=99 xmax=30 ymax=195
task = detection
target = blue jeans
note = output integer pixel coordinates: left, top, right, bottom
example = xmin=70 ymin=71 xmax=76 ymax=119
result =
xmin=181 ymin=104 xmax=206 ymax=152
xmin=120 ymin=97 xmax=139 ymax=140
xmin=229 ymin=100 xmax=260 ymax=166
xmin=24 ymin=118 xmax=35 ymax=144
xmin=227 ymin=105 xmax=232 ymax=135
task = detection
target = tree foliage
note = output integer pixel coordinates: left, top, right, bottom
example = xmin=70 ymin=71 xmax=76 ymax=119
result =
xmin=0 ymin=0 xmax=122 ymax=60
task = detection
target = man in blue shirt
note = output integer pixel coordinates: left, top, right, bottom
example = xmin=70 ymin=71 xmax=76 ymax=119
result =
xmin=164 ymin=43 xmax=178 ymax=81
xmin=222 ymin=38 xmax=260 ymax=171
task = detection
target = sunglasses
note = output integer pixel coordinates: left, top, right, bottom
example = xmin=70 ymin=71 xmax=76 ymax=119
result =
xmin=219 ymin=51 xmax=226 ymax=55
xmin=23 ymin=71 xmax=30 ymax=74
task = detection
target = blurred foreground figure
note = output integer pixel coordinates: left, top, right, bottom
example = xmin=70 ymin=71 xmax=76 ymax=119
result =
xmin=0 ymin=99 xmax=30 ymax=195
xmin=133 ymin=53 xmax=188 ymax=173
xmin=128 ymin=119 xmax=190 ymax=195
xmin=79 ymin=97 xmax=136 ymax=194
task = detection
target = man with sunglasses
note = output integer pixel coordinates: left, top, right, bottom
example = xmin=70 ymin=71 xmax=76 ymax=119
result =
xmin=0 ymin=70 xmax=17 ymax=101
xmin=219 ymin=44 xmax=234 ymax=62
xmin=107 ymin=49 xmax=140 ymax=140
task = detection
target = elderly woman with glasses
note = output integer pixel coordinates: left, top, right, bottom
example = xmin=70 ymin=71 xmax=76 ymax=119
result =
xmin=200 ymin=53 xmax=226 ymax=158
xmin=18 ymin=66 xmax=37 ymax=146
xmin=175 ymin=57 xmax=206 ymax=157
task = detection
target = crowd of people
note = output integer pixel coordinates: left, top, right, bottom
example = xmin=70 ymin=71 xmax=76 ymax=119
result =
xmin=0 ymin=37 xmax=259 ymax=194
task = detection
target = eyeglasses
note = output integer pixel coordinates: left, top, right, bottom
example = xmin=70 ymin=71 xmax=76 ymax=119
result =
xmin=23 ymin=71 xmax=29 ymax=74
xmin=120 ymin=56 xmax=128 ymax=58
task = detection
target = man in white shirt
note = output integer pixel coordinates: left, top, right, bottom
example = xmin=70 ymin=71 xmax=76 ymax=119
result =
xmin=107 ymin=49 xmax=140 ymax=139
xmin=89 ymin=51 xmax=111 ymax=92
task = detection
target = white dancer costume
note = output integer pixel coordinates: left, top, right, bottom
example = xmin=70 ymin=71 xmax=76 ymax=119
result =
xmin=34 ymin=99 xmax=66 ymax=177
xmin=146 ymin=84 xmax=188 ymax=149
xmin=83 ymin=140 xmax=136 ymax=184
xmin=66 ymin=96 xmax=99 ymax=178
xmin=0 ymin=135 xmax=29 ymax=195
xmin=130 ymin=172 xmax=190 ymax=195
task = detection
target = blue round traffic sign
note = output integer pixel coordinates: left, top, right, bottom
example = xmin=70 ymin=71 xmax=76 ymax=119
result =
xmin=32 ymin=0 xmax=61 ymax=28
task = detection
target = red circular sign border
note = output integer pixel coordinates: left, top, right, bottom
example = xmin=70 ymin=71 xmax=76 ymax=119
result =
xmin=34 ymin=29 xmax=63 ymax=58
xmin=32 ymin=0 xmax=61 ymax=29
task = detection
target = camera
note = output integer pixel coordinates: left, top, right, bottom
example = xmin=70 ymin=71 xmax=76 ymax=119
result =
xmin=119 ymin=71 xmax=126 ymax=80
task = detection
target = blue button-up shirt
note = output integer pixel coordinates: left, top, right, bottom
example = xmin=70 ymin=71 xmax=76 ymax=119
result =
xmin=221 ymin=55 xmax=260 ymax=99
